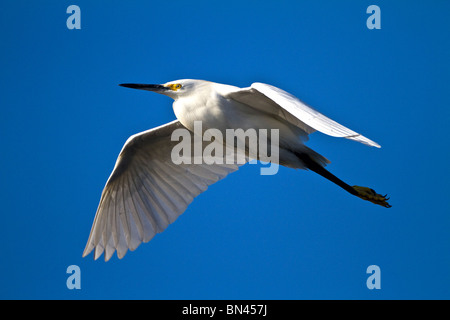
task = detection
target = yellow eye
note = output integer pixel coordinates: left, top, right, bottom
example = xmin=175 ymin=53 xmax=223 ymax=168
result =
xmin=168 ymin=83 xmax=182 ymax=91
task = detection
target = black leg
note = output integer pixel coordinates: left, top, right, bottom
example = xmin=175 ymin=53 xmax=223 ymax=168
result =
xmin=296 ymin=152 xmax=391 ymax=208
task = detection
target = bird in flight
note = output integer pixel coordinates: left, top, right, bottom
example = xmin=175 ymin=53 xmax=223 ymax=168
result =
xmin=83 ymin=79 xmax=391 ymax=261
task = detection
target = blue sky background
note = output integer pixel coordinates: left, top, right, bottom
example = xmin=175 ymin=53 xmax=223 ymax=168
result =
xmin=1 ymin=1 xmax=449 ymax=299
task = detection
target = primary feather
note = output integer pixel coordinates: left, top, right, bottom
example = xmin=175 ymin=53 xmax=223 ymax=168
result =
xmin=83 ymin=120 xmax=240 ymax=261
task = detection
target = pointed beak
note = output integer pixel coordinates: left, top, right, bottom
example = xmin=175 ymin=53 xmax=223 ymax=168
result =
xmin=119 ymin=83 xmax=169 ymax=93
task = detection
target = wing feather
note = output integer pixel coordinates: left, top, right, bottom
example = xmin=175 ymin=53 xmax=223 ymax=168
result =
xmin=252 ymin=83 xmax=380 ymax=147
xmin=226 ymin=83 xmax=380 ymax=148
xmin=83 ymin=120 xmax=241 ymax=261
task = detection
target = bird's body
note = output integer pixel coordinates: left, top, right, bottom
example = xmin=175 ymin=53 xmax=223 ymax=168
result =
xmin=83 ymin=79 xmax=390 ymax=261
xmin=173 ymin=82 xmax=285 ymax=138
xmin=172 ymin=80 xmax=323 ymax=168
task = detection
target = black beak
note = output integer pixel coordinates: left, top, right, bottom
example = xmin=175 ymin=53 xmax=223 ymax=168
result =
xmin=119 ymin=83 xmax=168 ymax=92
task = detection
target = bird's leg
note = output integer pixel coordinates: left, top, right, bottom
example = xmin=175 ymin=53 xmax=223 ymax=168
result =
xmin=296 ymin=153 xmax=391 ymax=208
xmin=351 ymin=186 xmax=391 ymax=208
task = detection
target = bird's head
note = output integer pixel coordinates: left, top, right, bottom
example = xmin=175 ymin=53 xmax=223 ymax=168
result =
xmin=119 ymin=79 xmax=207 ymax=100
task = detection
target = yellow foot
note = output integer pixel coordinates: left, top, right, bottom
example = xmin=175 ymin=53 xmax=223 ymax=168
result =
xmin=352 ymin=186 xmax=391 ymax=208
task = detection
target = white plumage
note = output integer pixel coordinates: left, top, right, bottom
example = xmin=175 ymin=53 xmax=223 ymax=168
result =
xmin=83 ymin=79 xmax=389 ymax=261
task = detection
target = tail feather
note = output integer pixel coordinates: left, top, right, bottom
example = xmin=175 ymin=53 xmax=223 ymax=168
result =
xmin=298 ymin=145 xmax=331 ymax=168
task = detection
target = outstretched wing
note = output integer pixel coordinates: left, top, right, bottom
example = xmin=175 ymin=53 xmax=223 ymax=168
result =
xmin=83 ymin=120 xmax=241 ymax=261
xmin=226 ymin=83 xmax=380 ymax=148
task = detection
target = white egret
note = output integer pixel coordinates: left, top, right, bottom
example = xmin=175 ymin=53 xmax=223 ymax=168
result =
xmin=83 ymin=79 xmax=390 ymax=261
